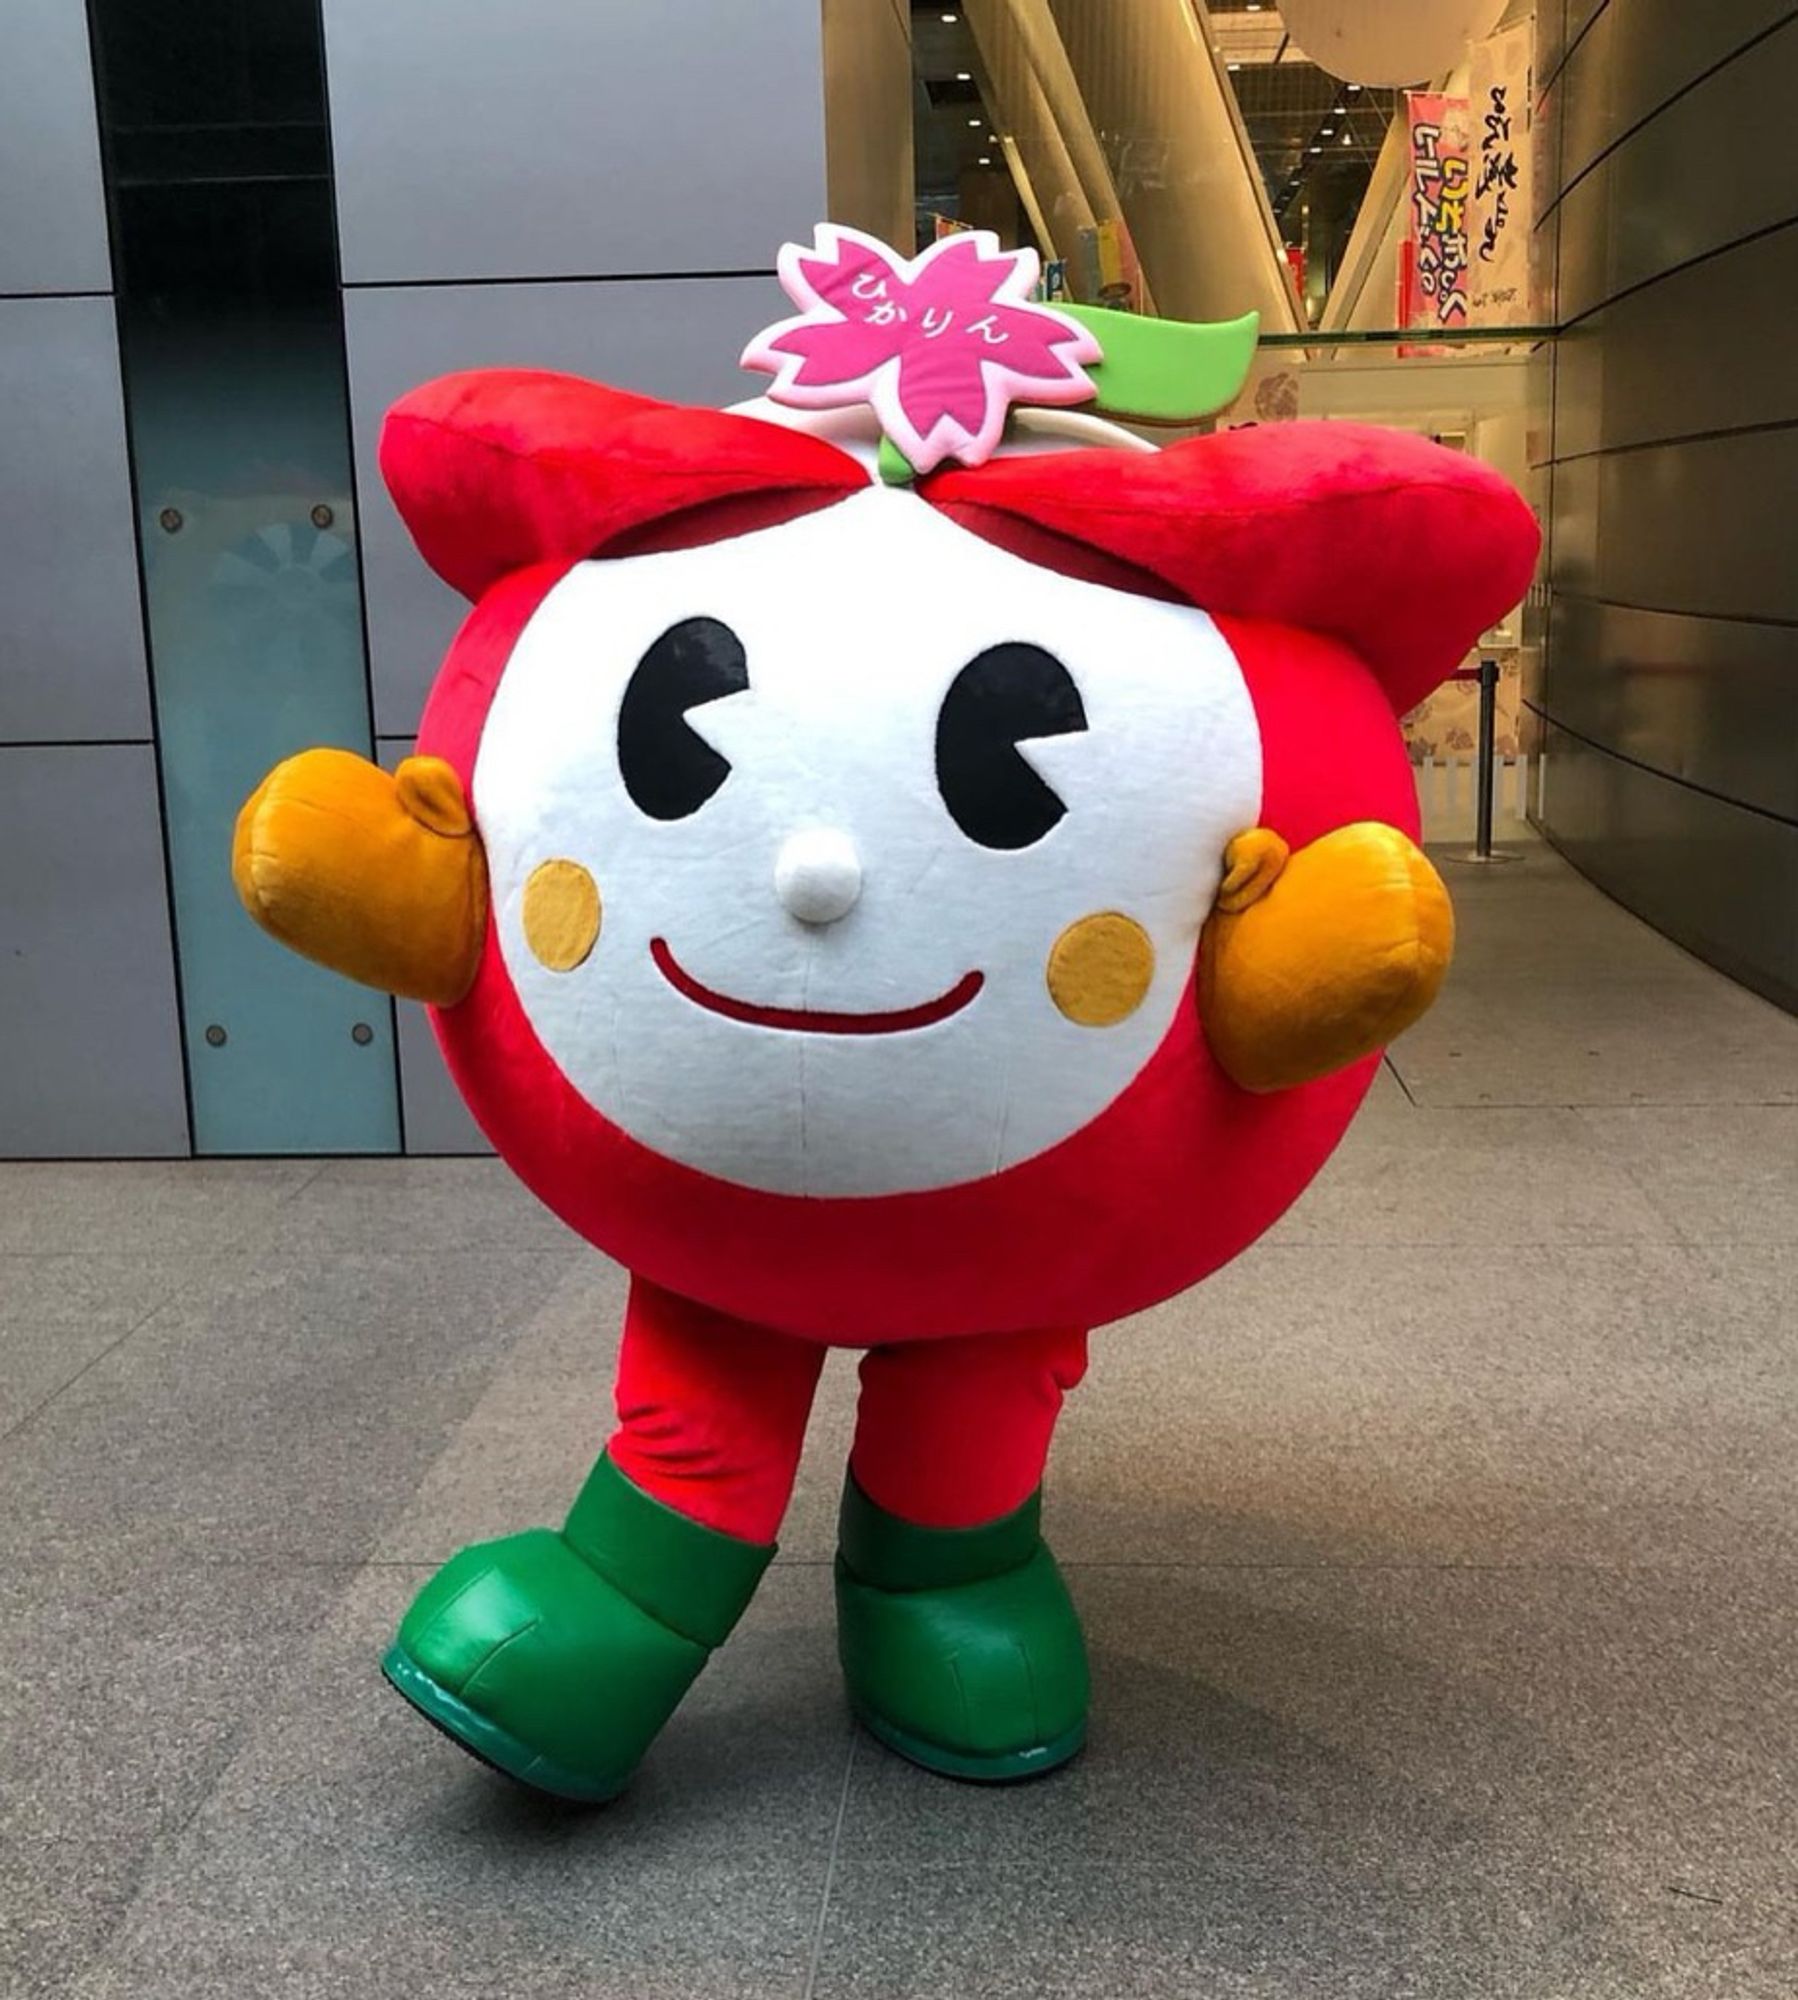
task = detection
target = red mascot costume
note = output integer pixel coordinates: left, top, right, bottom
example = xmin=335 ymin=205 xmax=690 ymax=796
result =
xmin=234 ymin=227 xmax=1538 ymax=1798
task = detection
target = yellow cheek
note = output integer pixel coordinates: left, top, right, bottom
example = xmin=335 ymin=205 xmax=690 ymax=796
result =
xmin=1046 ymin=912 xmax=1156 ymax=1027
xmin=522 ymin=859 xmax=601 ymax=972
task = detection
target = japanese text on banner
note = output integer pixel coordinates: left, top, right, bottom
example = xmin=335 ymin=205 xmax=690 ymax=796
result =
xmin=1401 ymin=91 xmax=1473 ymax=340
xmin=1469 ymin=24 xmax=1534 ymax=324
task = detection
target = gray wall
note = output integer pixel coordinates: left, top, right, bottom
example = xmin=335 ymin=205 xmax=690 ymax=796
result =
xmin=320 ymin=0 xmax=826 ymax=1149
xmin=0 ymin=1 xmax=190 ymax=1156
xmin=1532 ymin=1 xmax=1798 ymax=1012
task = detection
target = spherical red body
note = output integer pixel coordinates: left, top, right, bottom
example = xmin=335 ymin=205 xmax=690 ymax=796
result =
xmin=417 ymin=540 xmax=1416 ymax=1347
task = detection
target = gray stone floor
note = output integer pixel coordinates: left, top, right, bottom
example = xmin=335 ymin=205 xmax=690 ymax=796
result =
xmin=2 ymin=838 xmax=1795 ymax=1998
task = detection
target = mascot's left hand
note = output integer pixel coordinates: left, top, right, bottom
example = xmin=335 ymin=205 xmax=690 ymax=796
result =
xmin=1199 ymin=822 xmax=1453 ymax=1092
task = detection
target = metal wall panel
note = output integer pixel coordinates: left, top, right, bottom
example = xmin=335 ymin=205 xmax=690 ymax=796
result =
xmin=1544 ymin=597 xmax=1798 ymax=823
xmin=395 ymin=1001 xmax=491 ymax=1156
xmin=0 ymin=746 xmax=188 ymax=1156
xmin=1555 ymin=21 xmax=1798 ymax=326
xmin=375 ymin=738 xmax=492 ymax=1154
xmin=1553 ymin=223 xmax=1798 ymax=461
xmin=1535 ymin=0 xmax=1569 ymax=93
xmin=1562 ymin=1 xmax=1610 ymax=54
xmin=1553 ymin=0 xmax=1794 ymax=205
xmin=343 ymin=274 xmax=787 ymax=735
xmin=1547 ymin=427 xmax=1797 ymax=623
xmin=1543 ymin=0 xmax=1610 ymax=92
xmin=0 ymin=0 xmax=111 ymax=295
xmin=1543 ymin=448 xmax=1594 ymax=603
xmin=1539 ymin=5 xmax=1798 ymax=1015
xmin=321 ymin=0 xmax=825 ymax=284
xmin=1538 ymin=722 xmax=1798 ymax=1014
xmin=0 ymin=296 xmax=151 ymax=742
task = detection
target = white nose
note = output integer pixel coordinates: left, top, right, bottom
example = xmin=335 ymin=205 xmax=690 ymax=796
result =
xmin=775 ymin=827 xmax=862 ymax=926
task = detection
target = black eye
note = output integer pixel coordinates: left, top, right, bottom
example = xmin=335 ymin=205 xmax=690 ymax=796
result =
xmin=618 ymin=617 xmax=748 ymax=820
xmin=935 ymin=643 xmax=1088 ymax=850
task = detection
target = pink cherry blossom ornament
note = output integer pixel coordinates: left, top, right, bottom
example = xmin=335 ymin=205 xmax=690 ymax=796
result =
xmin=742 ymin=225 xmax=1103 ymax=474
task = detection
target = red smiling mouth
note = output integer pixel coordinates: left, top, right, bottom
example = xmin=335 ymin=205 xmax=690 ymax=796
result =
xmin=650 ymin=938 xmax=984 ymax=1036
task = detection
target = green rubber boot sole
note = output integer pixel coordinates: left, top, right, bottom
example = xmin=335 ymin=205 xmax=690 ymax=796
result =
xmin=835 ymin=1479 xmax=1089 ymax=1783
xmin=382 ymin=1644 xmax=623 ymax=1803
xmin=853 ymin=1699 xmax=1088 ymax=1783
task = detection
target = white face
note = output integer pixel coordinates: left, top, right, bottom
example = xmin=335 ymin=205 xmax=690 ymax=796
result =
xmin=473 ymin=487 xmax=1261 ymax=1197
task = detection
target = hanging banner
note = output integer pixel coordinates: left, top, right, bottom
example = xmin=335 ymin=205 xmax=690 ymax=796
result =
xmin=1400 ymin=91 xmax=1473 ymax=344
xmin=1468 ymin=24 xmax=1533 ymax=324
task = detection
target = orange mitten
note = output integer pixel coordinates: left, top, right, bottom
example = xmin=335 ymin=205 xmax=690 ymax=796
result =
xmin=232 ymin=749 xmax=488 ymax=1005
xmin=1200 ymin=822 xmax=1452 ymax=1092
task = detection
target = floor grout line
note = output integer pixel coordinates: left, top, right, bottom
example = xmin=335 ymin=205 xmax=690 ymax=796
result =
xmin=0 ymin=1304 xmax=160 ymax=1448
xmin=801 ymin=1730 xmax=857 ymax=2000
xmin=0 ymin=1290 xmax=190 ymax=1451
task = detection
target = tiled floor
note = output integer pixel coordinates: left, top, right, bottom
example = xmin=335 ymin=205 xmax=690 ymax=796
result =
xmin=3 ymin=839 xmax=1795 ymax=1998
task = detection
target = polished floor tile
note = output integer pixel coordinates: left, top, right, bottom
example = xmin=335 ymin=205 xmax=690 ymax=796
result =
xmin=1393 ymin=845 xmax=1798 ymax=1110
xmin=1390 ymin=971 xmax=1798 ymax=1109
xmin=0 ymin=1160 xmax=320 ymax=1257
xmin=70 ymin=1566 xmax=851 ymax=2000
xmin=1264 ymin=1101 xmax=1666 ymax=1247
xmin=1578 ymin=1103 xmax=1798 ymax=1244
xmin=0 ymin=1552 xmax=354 ymax=2000
xmin=0 ymin=1246 xmax=582 ymax=1566
xmin=271 ymin=1156 xmax=583 ymax=1254
xmin=1052 ymin=1240 xmax=1795 ymax=1569
xmin=0 ymin=1254 xmax=203 ymax=1437
xmin=811 ymin=1565 xmax=1797 ymax=1999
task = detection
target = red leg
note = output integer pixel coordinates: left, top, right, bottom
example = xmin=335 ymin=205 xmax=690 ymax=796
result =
xmin=849 ymin=1325 xmax=1089 ymax=1528
xmin=386 ymin=1275 xmax=825 ymax=1800
xmin=607 ymin=1276 xmax=826 ymax=1543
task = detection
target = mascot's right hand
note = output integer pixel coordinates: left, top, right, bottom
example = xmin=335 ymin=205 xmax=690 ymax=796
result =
xmin=232 ymin=748 xmax=488 ymax=1005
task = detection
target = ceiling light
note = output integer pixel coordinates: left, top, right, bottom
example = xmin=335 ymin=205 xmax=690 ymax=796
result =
xmin=1307 ymin=144 xmax=1321 ymax=153
xmin=1246 ymin=3 xmax=1262 ymax=10
xmin=1341 ymin=132 xmax=1351 ymax=144
xmin=1321 ymin=125 xmax=1334 ymax=135
xmin=956 ymin=71 xmax=971 ymax=81
xmin=1332 ymin=105 xmax=1346 ymax=115
xmin=978 ymin=155 xmax=992 ymax=165
xmin=1346 ymin=82 xmax=1361 ymax=92
xmin=968 ymin=117 xmax=982 ymax=125
xmin=942 ymin=12 xmax=958 ymax=21
xmin=1228 ymin=60 xmax=1242 ymax=70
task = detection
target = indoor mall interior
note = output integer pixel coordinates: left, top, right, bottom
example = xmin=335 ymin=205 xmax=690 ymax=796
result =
xmin=1 ymin=4 xmax=1793 ymax=1996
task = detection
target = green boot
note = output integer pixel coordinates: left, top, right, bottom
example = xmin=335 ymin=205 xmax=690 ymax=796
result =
xmin=834 ymin=1475 xmax=1089 ymax=1782
xmin=383 ymin=1454 xmax=772 ymax=1802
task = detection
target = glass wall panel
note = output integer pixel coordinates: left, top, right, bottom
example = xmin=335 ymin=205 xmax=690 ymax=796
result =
xmin=89 ymin=0 xmax=399 ymax=1154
